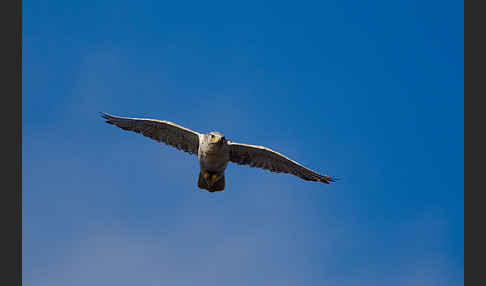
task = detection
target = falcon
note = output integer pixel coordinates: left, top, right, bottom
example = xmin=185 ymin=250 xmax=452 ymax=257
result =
xmin=101 ymin=113 xmax=337 ymax=192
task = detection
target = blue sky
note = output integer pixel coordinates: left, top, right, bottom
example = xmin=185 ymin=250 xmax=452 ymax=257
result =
xmin=23 ymin=1 xmax=464 ymax=285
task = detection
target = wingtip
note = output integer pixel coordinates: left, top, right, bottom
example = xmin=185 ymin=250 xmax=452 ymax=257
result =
xmin=324 ymin=176 xmax=339 ymax=184
xmin=99 ymin=112 xmax=117 ymax=125
xmin=99 ymin=112 xmax=110 ymax=119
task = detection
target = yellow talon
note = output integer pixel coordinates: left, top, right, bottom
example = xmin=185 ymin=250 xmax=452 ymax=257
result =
xmin=203 ymin=172 xmax=210 ymax=180
xmin=211 ymin=174 xmax=218 ymax=183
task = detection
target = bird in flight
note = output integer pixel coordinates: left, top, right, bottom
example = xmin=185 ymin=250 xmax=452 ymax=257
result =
xmin=101 ymin=113 xmax=337 ymax=192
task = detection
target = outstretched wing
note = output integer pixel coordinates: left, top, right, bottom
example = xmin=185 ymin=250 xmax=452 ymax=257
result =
xmin=228 ymin=141 xmax=337 ymax=184
xmin=101 ymin=113 xmax=200 ymax=155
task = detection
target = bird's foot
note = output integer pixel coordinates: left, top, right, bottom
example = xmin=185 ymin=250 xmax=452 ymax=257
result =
xmin=203 ymin=172 xmax=214 ymax=186
xmin=203 ymin=172 xmax=210 ymax=181
xmin=211 ymin=174 xmax=219 ymax=183
xmin=203 ymin=172 xmax=220 ymax=185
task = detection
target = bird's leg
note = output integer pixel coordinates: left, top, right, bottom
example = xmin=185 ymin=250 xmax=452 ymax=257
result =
xmin=203 ymin=171 xmax=221 ymax=186
xmin=211 ymin=173 xmax=219 ymax=184
xmin=203 ymin=172 xmax=211 ymax=185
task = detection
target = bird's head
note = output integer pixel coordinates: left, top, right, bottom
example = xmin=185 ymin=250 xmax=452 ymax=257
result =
xmin=208 ymin=131 xmax=226 ymax=145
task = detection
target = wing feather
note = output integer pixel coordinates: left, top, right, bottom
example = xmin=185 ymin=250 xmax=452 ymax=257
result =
xmin=228 ymin=141 xmax=337 ymax=184
xmin=101 ymin=113 xmax=200 ymax=155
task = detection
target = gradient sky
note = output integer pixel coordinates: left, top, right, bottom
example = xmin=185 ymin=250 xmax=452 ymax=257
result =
xmin=23 ymin=1 xmax=464 ymax=285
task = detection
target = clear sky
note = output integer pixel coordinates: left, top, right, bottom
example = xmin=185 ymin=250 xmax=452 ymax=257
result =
xmin=23 ymin=1 xmax=464 ymax=285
